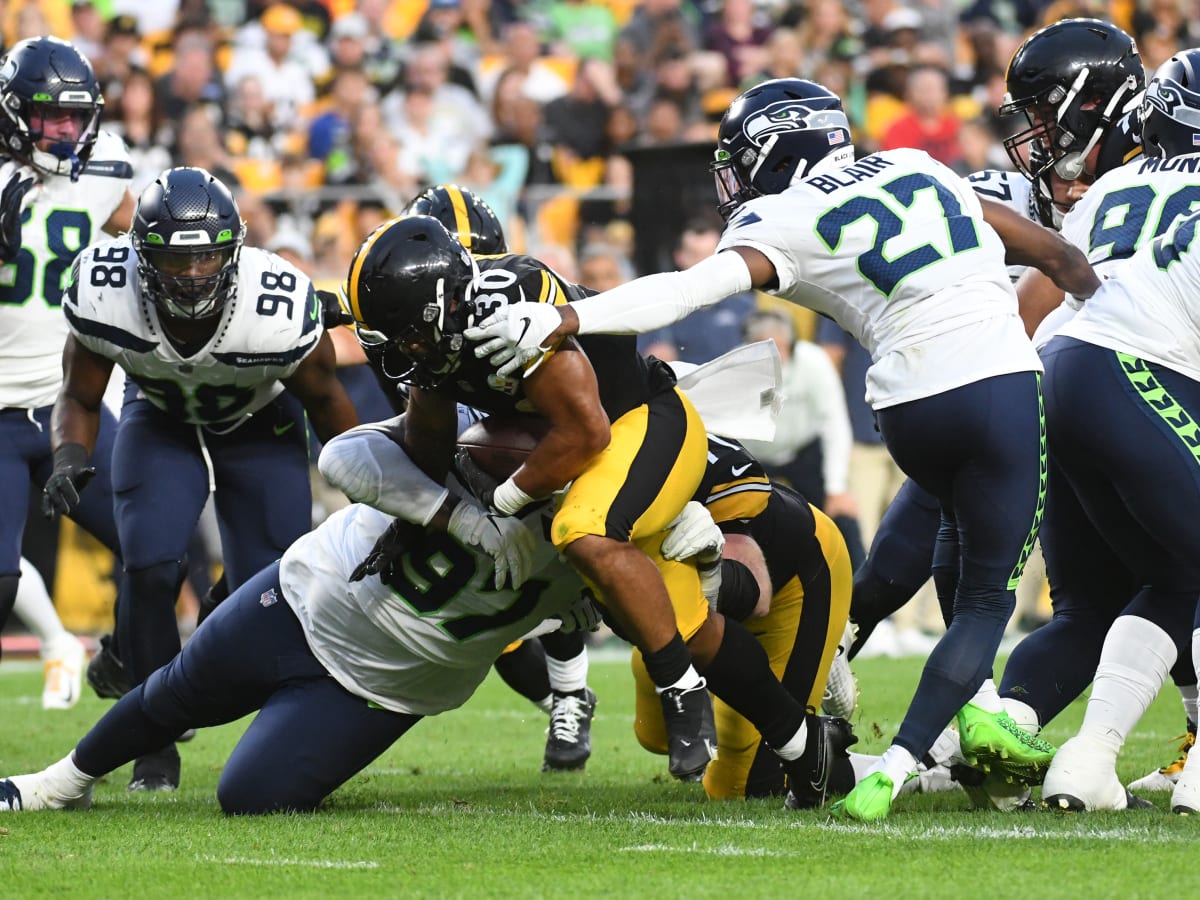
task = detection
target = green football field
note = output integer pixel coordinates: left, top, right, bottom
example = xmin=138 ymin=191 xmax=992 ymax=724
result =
xmin=0 ymin=649 xmax=1193 ymax=898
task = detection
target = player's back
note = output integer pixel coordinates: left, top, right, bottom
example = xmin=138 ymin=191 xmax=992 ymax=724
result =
xmin=1061 ymin=153 xmax=1200 ymax=274
xmin=718 ymin=148 xmax=1036 ymax=409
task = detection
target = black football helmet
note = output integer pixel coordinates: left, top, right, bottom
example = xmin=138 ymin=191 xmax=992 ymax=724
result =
xmin=1001 ymin=19 xmax=1144 ymax=182
xmin=710 ymin=78 xmax=853 ymax=221
xmin=1141 ymin=50 xmax=1200 ymax=159
xmin=0 ymin=37 xmax=104 ymax=181
xmin=404 ymin=184 xmax=508 ymax=254
xmin=346 ymin=214 xmax=478 ymax=390
xmin=131 ymin=167 xmax=246 ymax=321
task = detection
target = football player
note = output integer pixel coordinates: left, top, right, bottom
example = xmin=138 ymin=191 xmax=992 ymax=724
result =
xmin=0 ymin=415 xmax=594 ymax=815
xmin=404 ymin=184 xmax=597 ymax=773
xmin=0 ymin=37 xmax=134 ymax=684
xmin=633 ymin=434 xmax=856 ymax=801
xmin=346 ymin=217 xmax=850 ymax=806
xmin=43 ymin=166 xmax=359 ymax=791
xmin=465 ymin=77 xmax=1101 ymax=820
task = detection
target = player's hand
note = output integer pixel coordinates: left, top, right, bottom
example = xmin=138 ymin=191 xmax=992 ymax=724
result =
xmin=464 ymin=303 xmax=566 ymax=378
xmin=316 ymin=289 xmax=355 ymax=328
xmin=0 ymin=160 xmax=36 ymax=263
xmin=349 ymin=518 xmax=424 ymax=582
xmin=661 ymin=501 xmax=725 ymax=563
xmin=556 ymin=590 xmax=604 ymax=633
xmin=41 ymin=443 xmax=96 ymax=519
xmin=447 ymin=499 xmax=536 ymax=589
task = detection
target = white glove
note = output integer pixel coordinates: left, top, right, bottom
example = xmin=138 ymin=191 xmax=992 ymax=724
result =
xmin=556 ymin=591 xmax=604 ymax=633
xmin=464 ymin=303 xmax=565 ymax=377
xmin=447 ymin=499 xmax=537 ymax=590
xmin=661 ymin=501 xmax=725 ymax=563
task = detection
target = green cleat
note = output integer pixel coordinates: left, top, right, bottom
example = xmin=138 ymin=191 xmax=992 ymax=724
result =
xmin=831 ymin=772 xmax=895 ymax=822
xmin=957 ymin=703 xmax=1056 ymax=783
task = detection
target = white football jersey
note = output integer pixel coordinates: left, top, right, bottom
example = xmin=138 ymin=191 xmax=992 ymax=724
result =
xmin=717 ymin=148 xmax=1039 ymax=409
xmin=0 ymin=131 xmax=131 ymax=408
xmin=279 ymin=503 xmax=580 ymax=716
xmin=65 ymin=239 xmax=322 ymax=426
xmin=1059 ymin=201 xmax=1200 ymax=382
xmin=968 ymin=168 xmax=1039 ymax=283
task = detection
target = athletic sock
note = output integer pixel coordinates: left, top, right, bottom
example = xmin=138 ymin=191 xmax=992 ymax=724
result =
xmin=546 ymin=646 xmax=589 ymax=694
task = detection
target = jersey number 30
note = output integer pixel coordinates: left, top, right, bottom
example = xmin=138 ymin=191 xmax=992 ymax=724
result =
xmin=815 ymin=173 xmax=980 ymax=297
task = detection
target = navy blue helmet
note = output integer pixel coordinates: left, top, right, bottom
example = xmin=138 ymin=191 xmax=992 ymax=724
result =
xmin=1141 ymin=50 xmax=1200 ymax=159
xmin=710 ymin=78 xmax=853 ymax=220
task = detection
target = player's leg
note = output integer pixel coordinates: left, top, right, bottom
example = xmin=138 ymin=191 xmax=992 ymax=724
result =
xmin=111 ymin=399 xmax=209 ymax=790
xmin=0 ymin=563 xmax=309 ymax=811
xmin=848 ymin=479 xmax=940 ymax=659
xmin=12 ymin=558 xmax=84 ymax=710
xmin=539 ymin=629 xmax=595 ymax=772
xmin=838 ymin=372 xmax=1049 ymax=820
xmin=554 ymin=388 xmax=712 ymax=780
xmin=207 ymin=394 xmax=311 ymax=589
xmin=0 ymin=408 xmax=48 ymax=663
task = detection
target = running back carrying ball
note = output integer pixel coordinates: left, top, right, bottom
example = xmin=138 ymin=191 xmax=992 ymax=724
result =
xmin=457 ymin=414 xmax=551 ymax=482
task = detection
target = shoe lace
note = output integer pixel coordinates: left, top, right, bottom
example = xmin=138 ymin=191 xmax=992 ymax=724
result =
xmin=998 ymin=714 xmax=1055 ymax=754
xmin=1160 ymin=732 xmax=1196 ymax=774
xmin=548 ymin=695 xmax=588 ymax=742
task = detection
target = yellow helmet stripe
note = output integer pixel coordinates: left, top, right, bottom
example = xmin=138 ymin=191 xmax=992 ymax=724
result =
xmin=347 ymin=217 xmax=402 ymax=323
xmin=448 ymin=187 xmax=472 ymax=250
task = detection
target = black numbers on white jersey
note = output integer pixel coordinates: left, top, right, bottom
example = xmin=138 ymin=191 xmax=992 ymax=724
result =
xmin=968 ymin=171 xmax=1013 ymax=202
xmin=256 ymin=269 xmax=298 ymax=317
xmin=89 ymin=244 xmax=129 ymax=289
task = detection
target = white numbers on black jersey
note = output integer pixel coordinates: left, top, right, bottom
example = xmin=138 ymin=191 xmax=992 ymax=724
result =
xmin=472 ymin=268 xmax=520 ymax=322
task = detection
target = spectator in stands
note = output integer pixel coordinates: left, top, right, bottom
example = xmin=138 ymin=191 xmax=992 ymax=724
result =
xmin=881 ymin=64 xmax=964 ymax=169
xmin=543 ymin=0 xmax=619 ymax=62
xmin=483 ymin=20 xmax=570 ymax=105
xmin=224 ymin=3 xmax=317 ymax=134
xmin=174 ymin=107 xmax=241 ymax=189
xmin=225 ymin=75 xmax=283 ymax=161
xmin=69 ymin=1 xmax=106 ymax=64
xmin=542 ymin=57 xmax=622 ymax=186
xmin=95 ymin=14 xmax=147 ymax=107
xmin=795 ymin=0 xmax=861 ymax=80
xmin=703 ymin=0 xmax=771 ymax=87
xmin=154 ymin=27 xmax=225 ymax=127
xmin=638 ymin=218 xmax=756 ymax=364
xmin=108 ymin=67 xmax=173 ymax=195
xmin=578 ymin=241 xmax=634 ymax=292
xmin=619 ymin=0 xmax=701 ymax=60
xmin=349 ymin=0 xmax=403 ymax=91
xmin=308 ymin=66 xmax=374 ymax=170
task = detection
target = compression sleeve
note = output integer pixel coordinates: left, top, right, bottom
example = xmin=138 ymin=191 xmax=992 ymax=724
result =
xmin=572 ymin=250 xmax=754 ymax=336
xmin=318 ymin=425 xmax=448 ymax=525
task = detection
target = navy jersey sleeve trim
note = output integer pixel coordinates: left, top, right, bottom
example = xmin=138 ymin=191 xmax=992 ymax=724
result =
xmin=63 ymin=304 xmax=158 ymax=352
xmin=212 ymin=337 xmax=317 ymax=367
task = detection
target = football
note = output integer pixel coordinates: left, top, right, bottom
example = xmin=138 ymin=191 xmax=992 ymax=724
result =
xmin=458 ymin=414 xmax=551 ymax=480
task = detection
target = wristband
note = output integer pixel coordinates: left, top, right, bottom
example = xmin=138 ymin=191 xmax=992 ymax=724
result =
xmin=491 ymin=477 xmax=536 ymax=516
xmin=52 ymin=442 xmax=89 ymax=474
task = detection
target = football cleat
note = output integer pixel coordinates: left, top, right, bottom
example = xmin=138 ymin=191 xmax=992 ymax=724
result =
xmin=128 ymin=745 xmax=180 ymax=793
xmin=952 ymin=763 xmax=1034 ymax=812
xmin=41 ymin=634 xmax=85 ymax=710
xmin=784 ymin=714 xmax=857 ymax=809
xmin=1129 ymin=731 xmax=1194 ymax=792
xmin=659 ymin=679 xmax=718 ymax=781
xmin=1042 ymin=735 xmax=1152 ymax=811
xmin=86 ymin=633 xmax=131 ymax=700
xmin=957 ymin=703 xmax=1056 ymax=782
xmin=832 ymin=771 xmax=895 ymax=822
xmin=543 ymin=688 xmax=597 ymax=772
xmin=0 ymin=774 xmax=92 ymax=811
xmin=821 ymin=621 xmax=858 ymax=719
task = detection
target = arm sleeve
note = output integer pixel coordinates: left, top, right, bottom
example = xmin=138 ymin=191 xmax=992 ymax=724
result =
xmin=318 ymin=425 xmax=449 ymax=525
xmin=572 ymin=250 xmax=754 ymax=336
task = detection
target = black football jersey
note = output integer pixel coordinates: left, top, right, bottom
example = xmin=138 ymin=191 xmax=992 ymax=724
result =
xmin=444 ymin=253 xmax=676 ymax=419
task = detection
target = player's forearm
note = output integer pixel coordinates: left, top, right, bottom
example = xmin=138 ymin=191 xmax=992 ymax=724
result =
xmin=319 ymin=426 xmax=451 ymax=524
xmin=49 ymin=394 xmax=100 ymax=456
xmin=572 ymin=252 xmax=754 ymax=337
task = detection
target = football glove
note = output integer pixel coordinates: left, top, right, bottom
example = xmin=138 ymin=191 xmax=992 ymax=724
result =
xmin=316 ymin=289 xmax=355 ymax=328
xmin=661 ymin=501 xmax=725 ymax=562
xmin=447 ymin=499 xmax=536 ymax=589
xmin=349 ymin=518 xmax=424 ymax=582
xmin=0 ymin=160 xmax=36 ymax=264
xmin=555 ymin=590 xmax=604 ymax=633
xmin=464 ymin=302 xmax=565 ymax=377
xmin=41 ymin=443 xmax=96 ymax=519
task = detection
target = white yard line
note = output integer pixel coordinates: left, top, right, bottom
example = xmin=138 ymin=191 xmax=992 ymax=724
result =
xmin=197 ymin=855 xmax=379 ymax=870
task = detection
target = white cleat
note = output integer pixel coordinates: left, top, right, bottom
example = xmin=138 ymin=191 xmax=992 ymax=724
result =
xmin=822 ymin=621 xmax=859 ymax=719
xmin=41 ymin=635 xmax=86 ymax=711
xmin=1042 ymin=736 xmax=1150 ymax=812
xmin=1169 ymin=737 xmax=1200 ymax=814
xmin=0 ymin=774 xmax=92 ymax=812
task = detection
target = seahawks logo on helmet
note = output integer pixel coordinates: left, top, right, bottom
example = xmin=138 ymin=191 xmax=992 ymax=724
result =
xmin=743 ymin=100 xmax=847 ymax=146
xmin=1145 ymin=78 xmax=1200 ymax=127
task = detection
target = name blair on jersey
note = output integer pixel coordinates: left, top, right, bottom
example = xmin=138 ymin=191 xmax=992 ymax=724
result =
xmin=807 ymin=155 xmax=897 ymax=195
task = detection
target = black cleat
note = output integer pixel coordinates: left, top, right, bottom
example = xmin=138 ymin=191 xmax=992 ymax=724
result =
xmin=86 ymin=634 xmax=131 ymax=700
xmin=128 ymin=744 xmax=180 ymax=793
xmin=784 ymin=714 xmax=857 ymax=810
xmin=659 ymin=679 xmax=717 ymax=781
xmin=543 ymin=688 xmax=597 ymax=772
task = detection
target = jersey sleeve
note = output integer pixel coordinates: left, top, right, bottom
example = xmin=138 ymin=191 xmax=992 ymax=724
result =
xmin=223 ymin=249 xmax=324 ymax=378
xmin=695 ymin=436 xmax=772 ymax=527
xmin=81 ymin=131 xmax=134 ymax=230
xmin=62 ymin=238 xmax=150 ymax=359
xmin=716 ymin=195 xmax=804 ymax=295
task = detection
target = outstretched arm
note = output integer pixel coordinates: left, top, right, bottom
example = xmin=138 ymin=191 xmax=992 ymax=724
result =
xmin=980 ymin=198 xmax=1100 ymax=300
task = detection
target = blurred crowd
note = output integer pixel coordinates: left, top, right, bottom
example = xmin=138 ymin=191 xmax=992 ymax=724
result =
xmin=18 ymin=0 xmax=1192 ymax=641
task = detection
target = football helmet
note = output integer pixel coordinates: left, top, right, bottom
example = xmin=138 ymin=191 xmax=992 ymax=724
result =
xmin=1141 ymin=50 xmax=1200 ymax=159
xmin=404 ymin=184 xmax=508 ymax=254
xmin=131 ymin=167 xmax=246 ymax=321
xmin=1001 ymin=19 xmax=1144 ymax=182
xmin=710 ymin=78 xmax=854 ymax=221
xmin=0 ymin=37 xmax=103 ymax=181
xmin=346 ymin=215 xmax=478 ymax=390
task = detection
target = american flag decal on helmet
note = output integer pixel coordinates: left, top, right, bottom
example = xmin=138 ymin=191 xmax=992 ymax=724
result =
xmin=828 ymin=131 xmax=845 ymax=145
xmin=260 ymin=588 xmax=278 ymax=607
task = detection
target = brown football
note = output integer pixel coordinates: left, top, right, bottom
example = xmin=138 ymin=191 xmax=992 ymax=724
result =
xmin=457 ymin=414 xmax=552 ymax=480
